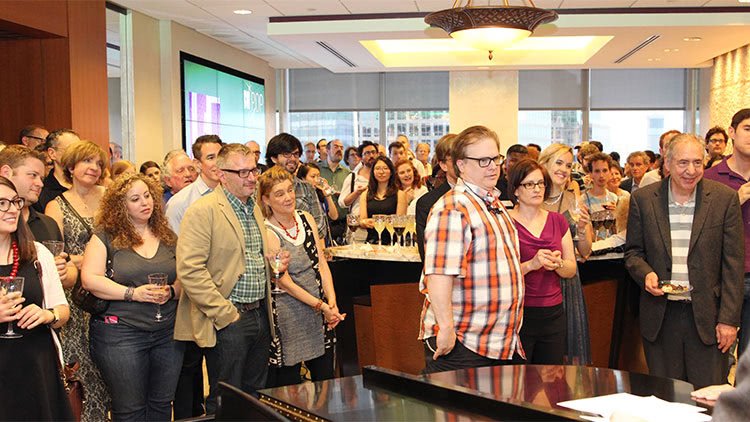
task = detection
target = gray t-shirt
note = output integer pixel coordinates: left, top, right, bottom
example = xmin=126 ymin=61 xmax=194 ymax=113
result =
xmin=97 ymin=231 xmax=178 ymax=331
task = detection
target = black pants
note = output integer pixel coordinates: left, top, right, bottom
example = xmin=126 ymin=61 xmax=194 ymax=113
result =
xmin=173 ymin=341 xmax=205 ymax=419
xmin=519 ymin=304 xmax=567 ymax=365
xmin=266 ymin=347 xmax=335 ymax=388
xmin=643 ymin=301 xmax=727 ymax=389
xmin=422 ymin=336 xmax=523 ymax=374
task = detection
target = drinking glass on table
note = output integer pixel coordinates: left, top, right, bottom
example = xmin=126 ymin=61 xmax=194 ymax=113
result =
xmin=385 ymin=215 xmax=396 ymax=247
xmin=392 ymin=215 xmax=406 ymax=247
xmin=372 ymin=214 xmax=387 ymax=246
xmin=405 ymin=215 xmax=417 ymax=247
xmin=148 ymin=273 xmax=168 ymax=322
xmin=346 ymin=213 xmax=360 ymax=246
xmin=0 ymin=277 xmax=25 ymax=339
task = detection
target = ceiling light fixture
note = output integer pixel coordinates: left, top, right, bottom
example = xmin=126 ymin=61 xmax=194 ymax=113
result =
xmin=425 ymin=0 xmax=557 ymax=60
xmin=233 ymin=9 xmax=253 ymax=15
xmin=683 ymin=37 xmax=702 ymax=42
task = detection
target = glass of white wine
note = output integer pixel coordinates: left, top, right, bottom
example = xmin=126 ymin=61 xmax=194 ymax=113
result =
xmin=269 ymin=249 xmax=287 ymax=295
xmin=372 ymin=214 xmax=387 ymax=246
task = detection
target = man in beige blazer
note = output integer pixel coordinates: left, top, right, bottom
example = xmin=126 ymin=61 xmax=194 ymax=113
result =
xmin=175 ymin=143 xmax=285 ymax=413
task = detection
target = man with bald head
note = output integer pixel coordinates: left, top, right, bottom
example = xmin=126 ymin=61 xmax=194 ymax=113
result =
xmin=245 ymin=140 xmax=267 ymax=173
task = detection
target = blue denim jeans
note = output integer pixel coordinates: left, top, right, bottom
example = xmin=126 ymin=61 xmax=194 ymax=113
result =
xmin=204 ymin=305 xmax=270 ymax=414
xmin=739 ymin=276 xmax=750 ymax=357
xmin=89 ymin=320 xmax=185 ymax=422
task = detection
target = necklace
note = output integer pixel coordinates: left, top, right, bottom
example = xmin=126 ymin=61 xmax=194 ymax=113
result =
xmin=544 ymin=191 xmax=563 ymax=205
xmin=1 ymin=241 xmax=20 ymax=278
xmin=275 ymin=215 xmax=299 ymax=240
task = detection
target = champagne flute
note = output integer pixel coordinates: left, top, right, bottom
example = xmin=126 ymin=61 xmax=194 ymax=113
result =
xmin=392 ymin=215 xmax=406 ymax=248
xmin=570 ymin=199 xmax=582 ymax=241
xmin=372 ymin=214 xmax=387 ymax=246
xmin=0 ymin=277 xmax=25 ymax=339
xmin=148 ymin=273 xmax=168 ymax=322
xmin=269 ymin=249 xmax=287 ymax=295
xmin=42 ymin=240 xmax=64 ymax=257
xmin=385 ymin=215 xmax=396 ymax=247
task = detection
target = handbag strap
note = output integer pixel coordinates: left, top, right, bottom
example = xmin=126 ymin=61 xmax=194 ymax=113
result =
xmin=58 ymin=194 xmax=93 ymax=238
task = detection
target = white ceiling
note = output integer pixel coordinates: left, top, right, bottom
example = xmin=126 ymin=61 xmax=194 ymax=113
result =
xmin=110 ymin=0 xmax=750 ymax=71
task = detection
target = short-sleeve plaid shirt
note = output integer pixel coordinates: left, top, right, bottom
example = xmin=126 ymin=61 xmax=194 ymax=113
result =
xmin=419 ymin=179 xmax=525 ymax=360
xmin=225 ymin=190 xmax=266 ymax=303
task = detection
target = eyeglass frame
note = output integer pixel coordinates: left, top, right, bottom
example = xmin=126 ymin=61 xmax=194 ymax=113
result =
xmin=463 ymin=155 xmax=502 ymax=168
xmin=0 ymin=196 xmax=25 ymax=212
xmin=519 ymin=180 xmax=547 ymax=190
xmin=221 ymin=168 xmax=261 ymax=178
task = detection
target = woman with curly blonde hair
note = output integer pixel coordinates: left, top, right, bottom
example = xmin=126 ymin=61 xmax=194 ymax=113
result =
xmin=81 ymin=173 xmax=183 ymax=421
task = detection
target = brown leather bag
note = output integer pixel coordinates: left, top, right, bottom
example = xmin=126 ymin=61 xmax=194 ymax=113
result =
xmin=62 ymin=361 xmax=84 ymax=422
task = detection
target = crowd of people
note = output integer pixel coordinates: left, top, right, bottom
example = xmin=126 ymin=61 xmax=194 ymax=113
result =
xmin=1 ymin=108 xmax=750 ymax=420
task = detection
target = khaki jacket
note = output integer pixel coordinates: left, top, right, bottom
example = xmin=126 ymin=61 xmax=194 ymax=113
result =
xmin=174 ymin=186 xmax=272 ymax=348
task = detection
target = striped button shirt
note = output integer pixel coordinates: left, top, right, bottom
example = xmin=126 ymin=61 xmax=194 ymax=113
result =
xmin=419 ymin=179 xmax=525 ymax=360
xmin=667 ymin=183 xmax=696 ymax=301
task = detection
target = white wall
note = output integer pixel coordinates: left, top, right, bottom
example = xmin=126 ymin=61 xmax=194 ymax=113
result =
xmin=129 ymin=11 xmax=277 ymax=165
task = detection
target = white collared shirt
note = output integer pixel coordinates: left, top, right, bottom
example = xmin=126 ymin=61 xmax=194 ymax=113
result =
xmin=166 ymin=175 xmax=215 ymax=235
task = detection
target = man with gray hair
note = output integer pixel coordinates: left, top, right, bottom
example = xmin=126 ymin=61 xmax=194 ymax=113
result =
xmin=625 ymin=133 xmax=744 ymax=388
xmin=162 ymin=150 xmax=197 ymax=204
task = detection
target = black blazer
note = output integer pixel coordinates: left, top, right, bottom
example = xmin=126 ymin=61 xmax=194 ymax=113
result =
xmin=620 ymin=178 xmax=634 ymax=193
xmin=624 ymin=178 xmax=744 ymax=345
xmin=415 ymin=182 xmax=451 ymax=263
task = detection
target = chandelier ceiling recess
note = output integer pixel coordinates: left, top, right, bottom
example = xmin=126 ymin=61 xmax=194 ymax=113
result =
xmin=424 ymin=0 xmax=558 ymax=60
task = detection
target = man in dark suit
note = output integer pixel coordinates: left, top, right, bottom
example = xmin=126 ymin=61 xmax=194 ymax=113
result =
xmin=416 ymin=134 xmax=456 ymax=262
xmin=620 ymin=151 xmax=650 ymax=193
xmin=625 ymin=133 xmax=744 ymax=389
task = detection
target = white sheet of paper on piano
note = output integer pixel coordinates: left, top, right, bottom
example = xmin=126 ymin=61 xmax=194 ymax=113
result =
xmin=557 ymin=392 xmax=711 ymax=422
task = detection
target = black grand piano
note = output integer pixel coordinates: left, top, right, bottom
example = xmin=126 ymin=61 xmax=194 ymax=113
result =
xmin=212 ymin=364 xmax=705 ymax=421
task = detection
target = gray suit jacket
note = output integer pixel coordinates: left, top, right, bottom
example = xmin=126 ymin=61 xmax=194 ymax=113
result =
xmin=713 ymin=350 xmax=750 ymax=420
xmin=624 ymin=178 xmax=744 ymax=345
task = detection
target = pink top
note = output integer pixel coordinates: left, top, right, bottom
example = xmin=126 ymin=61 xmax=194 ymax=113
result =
xmin=514 ymin=211 xmax=569 ymax=308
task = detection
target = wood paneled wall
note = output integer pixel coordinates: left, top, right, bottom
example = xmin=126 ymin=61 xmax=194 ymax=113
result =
xmin=0 ymin=0 xmax=108 ymax=151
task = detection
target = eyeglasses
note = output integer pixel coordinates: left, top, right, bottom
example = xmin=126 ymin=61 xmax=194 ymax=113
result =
xmin=221 ymin=168 xmax=261 ymax=178
xmin=281 ymin=151 xmax=300 ymax=158
xmin=464 ymin=155 xmax=502 ymax=168
xmin=520 ymin=181 xmax=546 ymax=190
xmin=707 ymin=138 xmax=726 ymax=144
xmin=26 ymin=135 xmax=45 ymax=142
xmin=362 ymin=150 xmax=378 ymax=156
xmin=0 ymin=197 xmax=25 ymax=212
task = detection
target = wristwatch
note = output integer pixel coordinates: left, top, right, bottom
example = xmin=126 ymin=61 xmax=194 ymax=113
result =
xmin=47 ymin=308 xmax=60 ymax=325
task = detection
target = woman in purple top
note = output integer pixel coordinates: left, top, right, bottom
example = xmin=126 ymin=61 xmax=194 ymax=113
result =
xmin=508 ymin=159 xmax=577 ymax=364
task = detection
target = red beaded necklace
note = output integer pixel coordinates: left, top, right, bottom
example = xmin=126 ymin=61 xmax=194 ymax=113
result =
xmin=4 ymin=241 xmax=20 ymax=278
xmin=275 ymin=215 xmax=299 ymax=241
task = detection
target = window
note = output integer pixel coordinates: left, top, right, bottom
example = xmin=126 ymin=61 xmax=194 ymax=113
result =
xmin=590 ymin=110 xmax=685 ymax=158
xmin=518 ymin=110 xmax=583 ymax=148
xmin=385 ymin=110 xmax=449 ymax=150
xmin=289 ymin=111 xmax=379 ymax=148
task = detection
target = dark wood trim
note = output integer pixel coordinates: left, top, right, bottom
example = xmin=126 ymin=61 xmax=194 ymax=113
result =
xmin=269 ymin=7 xmax=749 ymax=23
xmin=105 ymin=2 xmax=127 ymax=15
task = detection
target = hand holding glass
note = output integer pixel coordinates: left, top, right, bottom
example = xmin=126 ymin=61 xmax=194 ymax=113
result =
xmin=42 ymin=240 xmax=64 ymax=257
xmin=0 ymin=277 xmax=25 ymax=339
xmin=148 ymin=273 xmax=168 ymax=322
xmin=269 ymin=249 xmax=287 ymax=294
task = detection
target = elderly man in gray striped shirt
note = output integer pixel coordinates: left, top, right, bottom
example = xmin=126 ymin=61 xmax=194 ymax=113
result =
xmin=625 ymin=133 xmax=744 ymax=389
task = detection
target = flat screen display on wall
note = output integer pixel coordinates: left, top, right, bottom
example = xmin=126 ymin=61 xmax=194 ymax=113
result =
xmin=180 ymin=52 xmax=265 ymax=157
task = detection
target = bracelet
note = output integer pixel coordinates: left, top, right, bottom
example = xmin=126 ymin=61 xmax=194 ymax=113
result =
xmin=313 ymin=299 xmax=324 ymax=313
xmin=169 ymin=286 xmax=176 ymax=300
xmin=124 ymin=286 xmax=134 ymax=302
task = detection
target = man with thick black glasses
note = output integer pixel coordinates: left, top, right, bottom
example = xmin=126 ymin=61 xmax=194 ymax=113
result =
xmin=420 ymin=125 xmax=525 ymax=373
xmin=18 ymin=124 xmax=48 ymax=149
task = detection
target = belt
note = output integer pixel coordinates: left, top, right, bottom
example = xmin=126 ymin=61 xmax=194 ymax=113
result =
xmin=233 ymin=300 xmax=261 ymax=313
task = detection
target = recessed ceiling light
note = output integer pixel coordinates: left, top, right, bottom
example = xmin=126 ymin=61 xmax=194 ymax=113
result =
xmin=647 ymin=58 xmax=653 ymax=62
xmin=673 ymin=48 xmax=679 ymax=52
xmin=664 ymin=48 xmax=671 ymax=52
xmin=683 ymin=37 xmax=702 ymax=42
xmin=233 ymin=9 xmax=252 ymax=15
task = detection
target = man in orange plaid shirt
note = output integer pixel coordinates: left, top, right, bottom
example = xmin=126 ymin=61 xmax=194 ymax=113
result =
xmin=420 ymin=125 xmax=525 ymax=373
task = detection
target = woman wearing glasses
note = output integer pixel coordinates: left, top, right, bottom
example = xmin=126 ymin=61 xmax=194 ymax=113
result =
xmin=0 ymin=177 xmax=73 ymax=420
xmin=358 ymin=156 xmax=406 ymax=244
xmin=538 ymin=143 xmax=593 ymax=365
xmin=508 ymin=159 xmax=576 ymax=364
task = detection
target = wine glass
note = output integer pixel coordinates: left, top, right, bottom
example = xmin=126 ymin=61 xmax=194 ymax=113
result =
xmin=0 ymin=277 xmax=25 ymax=339
xmin=372 ymin=214 xmax=387 ymax=246
xmin=385 ymin=215 xmax=396 ymax=247
xmin=346 ymin=214 xmax=360 ymax=246
xmin=392 ymin=215 xmax=406 ymax=248
xmin=269 ymin=249 xmax=287 ymax=295
xmin=569 ymin=199 xmax=582 ymax=241
xmin=42 ymin=240 xmax=64 ymax=257
xmin=405 ymin=215 xmax=417 ymax=247
xmin=148 ymin=273 xmax=168 ymax=322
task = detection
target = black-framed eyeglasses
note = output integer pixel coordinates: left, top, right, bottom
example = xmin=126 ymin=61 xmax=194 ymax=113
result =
xmin=221 ymin=168 xmax=261 ymax=178
xmin=281 ymin=151 xmax=301 ymax=158
xmin=0 ymin=197 xmax=25 ymax=212
xmin=520 ymin=181 xmax=546 ymax=190
xmin=26 ymin=135 xmax=45 ymax=142
xmin=464 ymin=155 xmax=501 ymax=168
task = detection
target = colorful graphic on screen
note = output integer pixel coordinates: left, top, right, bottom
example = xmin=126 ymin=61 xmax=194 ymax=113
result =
xmin=181 ymin=53 xmax=265 ymax=157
